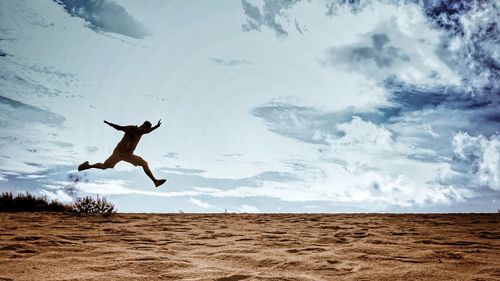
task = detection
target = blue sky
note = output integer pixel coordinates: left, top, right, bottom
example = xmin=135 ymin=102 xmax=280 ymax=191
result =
xmin=0 ymin=0 xmax=498 ymax=212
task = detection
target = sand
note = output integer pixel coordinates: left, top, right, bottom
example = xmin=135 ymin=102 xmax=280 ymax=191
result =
xmin=0 ymin=213 xmax=499 ymax=280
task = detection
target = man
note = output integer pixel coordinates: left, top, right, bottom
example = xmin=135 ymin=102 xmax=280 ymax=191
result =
xmin=78 ymin=120 xmax=166 ymax=187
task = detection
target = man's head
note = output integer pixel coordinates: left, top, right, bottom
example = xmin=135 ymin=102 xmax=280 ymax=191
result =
xmin=139 ymin=121 xmax=152 ymax=131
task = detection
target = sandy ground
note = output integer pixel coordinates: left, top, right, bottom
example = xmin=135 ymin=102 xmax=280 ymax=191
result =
xmin=0 ymin=213 xmax=499 ymax=281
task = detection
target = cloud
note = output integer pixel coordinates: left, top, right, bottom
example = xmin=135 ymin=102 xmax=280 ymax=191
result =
xmin=241 ymin=0 xmax=499 ymax=95
xmin=85 ymin=146 xmax=98 ymax=154
xmin=0 ymin=173 xmax=7 ymax=183
xmin=323 ymin=18 xmax=457 ymax=84
xmin=0 ymin=95 xmax=65 ymax=126
xmin=163 ymin=152 xmax=179 ymax=159
xmin=18 ymin=165 xmax=300 ymax=201
xmin=0 ymin=154 xmax=473 ymax=212
xmin=237 ymin=204 xmax=260 ymax=213
xmin=250 ymin=65 xmax=498 ymax=208
xmin=160 ymin=167 xmax=205 ymax=175
xmin=338 ymin=33 xmax=410 ymax=68
xmin=73 ymin=180 xmax=195 ymax=197
xmin=324 ymin=0 xmax=369 ymax=16
xmin=249 ymin=96 xmax=478 ymax=208
xmin=210 ymin=58 xmax=252 ymax=66
xmin=189 ymin=197 xmax=213 ymax=209
xmin=335 ymin=116 xmax=393 ymax=147
xmin=251 ymin=102 xmax=343 ymax=144
xmin=250 ymin=93 xmax=425 ymax=146
xmin=380 ymin=79 xmax=500 ymax=156
xmin=56 ymin=0 xmax=148 ymax=39
xmin=40 ymin=189 xmax=73 ymax=203
xmin=241 ymin=0 xmax=300 ymax=38
xmin=425 ymin=1 xmax=499 ymax=95
xmin=452 ymin=132 xmax=500 ymax=191
xmin=0 ymin=95 xmax=71 ymax=174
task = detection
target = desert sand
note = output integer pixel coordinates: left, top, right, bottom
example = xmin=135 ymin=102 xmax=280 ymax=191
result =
xmin=0 ymin=213 xmax=499 ymax=280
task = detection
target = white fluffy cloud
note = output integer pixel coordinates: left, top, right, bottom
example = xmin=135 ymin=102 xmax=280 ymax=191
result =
xmin=335 ymin=116 xmax=393 ymax=147
xmin=453 ymin=132 xmax=500 ymax=191
xmin=189 ymin=197 xmax=213 ymax=209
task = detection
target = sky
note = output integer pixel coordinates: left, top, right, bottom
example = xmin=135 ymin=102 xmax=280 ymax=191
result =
xmin=0 ymin=0 xmax=498 ymax=213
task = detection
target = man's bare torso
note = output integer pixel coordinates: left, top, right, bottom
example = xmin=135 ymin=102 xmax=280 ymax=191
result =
xmin=113 ymin=126 xmax=143 ymax=154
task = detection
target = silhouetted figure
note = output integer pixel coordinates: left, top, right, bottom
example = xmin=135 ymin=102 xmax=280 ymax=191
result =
xmin=78 ymin=120 xmax=166 ymax=187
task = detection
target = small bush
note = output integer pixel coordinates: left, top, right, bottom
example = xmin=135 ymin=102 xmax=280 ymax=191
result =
xmin=0 ymin=192 xmax=116 ymax=213
xmin=72 ymin=195 xmax=116 ymax=214
xmin=0 ymin=192 xmax=72 ymax=212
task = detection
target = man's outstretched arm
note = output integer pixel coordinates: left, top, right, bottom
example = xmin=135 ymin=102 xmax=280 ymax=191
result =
xmin=145 ymin=119 xmax=162 ymax=134
xmin=104 ymin=120 xmax=124 ymax=131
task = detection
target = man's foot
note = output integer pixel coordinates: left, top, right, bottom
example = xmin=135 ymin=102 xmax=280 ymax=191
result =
xmin=78 ymin=161 xmax=90 ymax=171
xmin=154 ymin=179 xmax=166 ymax=187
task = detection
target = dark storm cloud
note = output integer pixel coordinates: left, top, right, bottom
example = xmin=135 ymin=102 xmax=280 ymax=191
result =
xmin=323 ymin=27 xmax=416 ymax=80
xmin=424 ymin=0 xmax=500 ymax=95
xmin=241 ymin=0 xmax=300 ymax=38
xmin=339 ymin=34 xmax=410 ymax=68
xmin=381 ymin=81 xmax=499 ymax=188
xmin=379 ymin=78 xmax=497 ymax=141
xmin=55 ymin=0 xmax=148 ymax=39
xmin=422 ymin=0 xmax=477 ymax=36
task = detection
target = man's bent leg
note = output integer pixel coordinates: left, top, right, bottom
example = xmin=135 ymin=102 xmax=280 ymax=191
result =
xmin=128 ymin=155 xmax=156 ymax=181
xmin=125 ymin=155 xmax=166 ymax=187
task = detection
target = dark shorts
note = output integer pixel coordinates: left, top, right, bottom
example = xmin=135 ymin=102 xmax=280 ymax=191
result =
xmin=104 ymin=153 xmax=147 ymax=168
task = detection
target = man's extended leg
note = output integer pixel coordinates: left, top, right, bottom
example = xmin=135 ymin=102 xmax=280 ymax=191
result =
xmin=141 ymin=161 xmax=166 ymax=187
xmin=88 ymin=163 xmax=108 ymax=169
xmin=78 ymin=155 xmax=120 ymax=171
xmin=126 ymin=155 xmax=166 ymax=187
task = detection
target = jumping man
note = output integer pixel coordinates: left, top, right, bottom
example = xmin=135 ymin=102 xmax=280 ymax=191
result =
xmin=78 ymin=120 xmax=166 ymax=187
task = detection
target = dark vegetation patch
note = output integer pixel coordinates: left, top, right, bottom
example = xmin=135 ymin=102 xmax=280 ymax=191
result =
xmin=0 ymin=192 xmax=116 ymax=213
